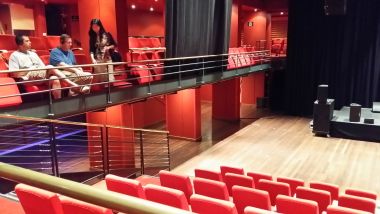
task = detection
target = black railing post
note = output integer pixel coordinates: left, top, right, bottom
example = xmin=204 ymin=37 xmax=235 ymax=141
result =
xmin=48 ymin=122 xmax=59 ymax=176
xmin=201 ymin=58 xmax=205 ymax=84
xmin=48 ymin=79 xmax=54 ymax=117
xmin=139 ymin=130 xmax=144 ymax=175
xmin=178 ymin=60 xmax=182 ymax=88
xmin=106 ymin=64 xmax=112 ymax=104
xmin=166 ymin=132 xmax=171 ymax=170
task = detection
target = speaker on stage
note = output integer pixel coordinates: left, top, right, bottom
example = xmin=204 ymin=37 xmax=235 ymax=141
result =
xmin=349 ymin=103 xmax=361 ymax=122
xmin=313 ymin=99 xmax=335 ymax=135
xmin=317 ymin=85 xmax=328 ymax=104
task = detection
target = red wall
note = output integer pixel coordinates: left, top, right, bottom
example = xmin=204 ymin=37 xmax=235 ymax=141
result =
xmin=229 ymin=0 xmax=240 ymax=47
xmin=33 ymin=3 xmax=47 ymax=36
xmin=128 ymin=10 xmax=164 ymax=36
xmin=241 ymin=72 xmax=265 ymax=104
xmin=242 ymin=11 xmax=268 ymax=46
xmin=131 ymin=97 xmax=166 ymax=128
xmin=200 ymin=84 xmax=213 ymax=102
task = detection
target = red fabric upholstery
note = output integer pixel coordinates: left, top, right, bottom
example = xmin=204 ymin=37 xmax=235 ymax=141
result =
xmin=277 ymin=176 xmax=305 ymax=196
xmin=144 ymin=184 xmax=190 ymax=210
xmin=338 ymin=194 xmax=376 ymax=214
xmin=24 ymin=84 xmax=48 ymax=93
xmin=296 ymin=186 xmax=331 ymax=213
xmin=232 ymin=186 xmax=271 ymax=214
xmin=194 ymin=168 xmax=223 ymax=182
xmin=128 ymin=37 xmax=141 ymax=48
xmin=15 ymin=183 xmax=63 ymax=214
xmin=105 ymin=174 xmax=146 ymax=199
xmin=193 ymin=177 xmax=229 ymax=201
xmin=0 ymin=78 xmax=22 ymax=108
xmin=44 ymin=36 xmax=60 ymax=49
xmin=244 ymin=206 xmax=278 ymax=214
xmin=0 ymin=35 xmax=17 ymax=51
xmin=150 ymin=38 xmax=162 ymax=47
xmin=224 ymin=173 xmax=254 ymax=196
xmin=276 ymin=195 xmax=319 ymax=214
xmin=246 ymin=172 xmax=273 ymax=186
xmin=60 ymin=196 xmax=113 ymax=214
xmin=158 ymin=170 xmax=193 ymax=202
xmin=39 ymin=55 xmax=50 ymax=65
xmin=326 ymin=205 xmax=372 ymax=214
xmin=220 ymin=165 xmax=244 ymax=182
xmin=0 ymin=196 xmax=25 ymax=214
xmin=29 ymin=36 xmax=48 ymax=51
xmin=345 ymin=188 xmax=377 ymax=200
xmin=74 ymin=54 xmax=92 ymax=72
xmin=190 ymin=194 xmax=238 ymax=214
xmin=256 ymin=180 xmax=291 ymax=206
xmin=129 ymin=65 xmax=153 ymax=84
xmin=135 ymin=175 xmax=161 ymax=186
xmin=310 ymin=182 xmax=340 ymax=201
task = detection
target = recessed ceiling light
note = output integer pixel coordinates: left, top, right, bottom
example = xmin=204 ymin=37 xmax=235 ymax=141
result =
xmin=280 ymin=12 xmax=284 ymax=15
xmin=150 ymin=7 xmax=154 ymax=11
xmin=254 ymin=8 xmax=258 ymax=12
xmin=155 ymin=0 xmax=158 ymax=2
xmin=131 ymin=4 xmax=136 ymax=9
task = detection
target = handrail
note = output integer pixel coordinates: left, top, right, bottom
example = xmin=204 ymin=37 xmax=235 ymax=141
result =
xmin=0 ymin=162 xmax=190 ymax=214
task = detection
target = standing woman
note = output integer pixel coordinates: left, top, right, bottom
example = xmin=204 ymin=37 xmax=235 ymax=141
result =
xmin=88 ymin=19 xmax=116 ymax=83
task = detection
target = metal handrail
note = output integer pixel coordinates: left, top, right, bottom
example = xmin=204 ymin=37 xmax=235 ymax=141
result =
xmin=0 ymin=162 xmax=190 ymax=214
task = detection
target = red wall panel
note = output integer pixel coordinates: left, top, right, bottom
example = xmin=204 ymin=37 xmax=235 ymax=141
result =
xmin=128 ymin=10 xmax=164 ymax=36
xmin=242 ymin=11 xmax=268 ymax=46
xmin=241 ymin=72 xmax=265 ymax=104
xmin=200 ymin=84 xmax=213 ymax=102
xmin=131 ymin=97 xmax=166 ymax=128
xmin=212 ymin=78 xmax=240 ymax=120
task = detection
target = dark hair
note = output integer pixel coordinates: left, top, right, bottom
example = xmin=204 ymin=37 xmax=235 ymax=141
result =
xmin=15 ymin=34 xmax=27 ymax=46
xmin=60 ymin=34 xmax=71 ymax=44
xmin=88 ymin=19 xmax=106 ymax=54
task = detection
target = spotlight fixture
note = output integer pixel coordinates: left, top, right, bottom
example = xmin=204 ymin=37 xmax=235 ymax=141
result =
xmin=150 ymin=7 xmax=154 ymax=11
xmin=131 ymin=4 xmax=136 ymax=9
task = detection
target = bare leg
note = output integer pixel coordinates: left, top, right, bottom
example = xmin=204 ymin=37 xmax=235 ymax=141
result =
xmin=45 ymin=66 xmax=80 ymax=92
xmin=49 ymin=76 xmax=61 ymax=99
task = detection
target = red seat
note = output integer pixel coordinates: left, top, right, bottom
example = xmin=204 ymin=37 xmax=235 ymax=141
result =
xmin=150 ymin=38 xmax=162 ymax=48
xmin=220 ymin=165 xmax=244 ymax=182
xmin=310 ymin=181 xmax=340 ymax=201
xmin=224 ymin=173 xmax=254 ymax=196
xmin=29 ymin=36 xmax=48 ymax=51
xmin=74 ymin=54 xmax=92 ymax=72
xmin=244 ymin=206 xmax=278 ymax=214
xmin=144 ymin=184 xmax=190 ymax=210
xmin=296 ymin=186 xmax=331 ymax=213
xmin=158 ymin=170 xmax=193 ymax=202
xmin=60 ymin=196 xmax=113 ymax=214
xmin=194 ymin=168 xmax=223 ymax=182
xmin=345 ymin=188 xmax=377 ymax=200
xmin=256 ymin=180 xmax=291 ymax=206
xmin=128 ymin=37 xmax=141 ymax=48
xmin=246 ymin=172 xmax=273 ymax=186
xmin=232 ymin=186 xmax=271 ymax=214
xmin=44 ymin=36 xmax=60 ymax=49
xmin=15 ymin=183 xmax=63 ymax=214
xmin=276 ymin=195 xmax=319 ymax=214
xmin=105 ymin=174 xmax=146 ymax=199
xmin=0 ymin=35 xmax=17 ymax=51
xmin=193 ymin=177 xmax=229 ymax=201
xmin=190 ymin=194 xmax=238 ymax=214
xmin=0 ymin=77 xmax=22 ymax=108
xmin=326 ymin=205 xmax=372 ymax=214
xmin=129 ymin=65 xmax=154 ymax=84
xmin=277 ymin=176 xmax=305 ymax=196
xmin=338 ymin=194 xmax=376 ymax=214
xmin=39 ymin=55 xmax=50 ymax=65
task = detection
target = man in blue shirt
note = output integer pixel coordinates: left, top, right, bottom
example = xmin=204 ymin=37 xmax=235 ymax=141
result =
xmin=50 ymin=34 xmax=93 ymax=96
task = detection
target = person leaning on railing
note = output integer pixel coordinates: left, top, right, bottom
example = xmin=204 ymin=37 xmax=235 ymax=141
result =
xmin=49 ymin=34 xmax=93 ymax=96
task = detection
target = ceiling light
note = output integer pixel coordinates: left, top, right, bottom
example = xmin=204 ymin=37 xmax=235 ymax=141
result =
xmin=131 ymin=4 xmax=136 ymax=9
xmin=280 ymin=12 xmax=284 ymax=15
xmin=150 ymin=7 xmax=154 ymax=11
xmin=254 ymin=8 xmax=258 ymax=12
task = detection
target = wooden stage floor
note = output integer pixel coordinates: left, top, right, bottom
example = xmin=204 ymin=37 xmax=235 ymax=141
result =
xmin=172 ymin=115 xmax=380 ymax=196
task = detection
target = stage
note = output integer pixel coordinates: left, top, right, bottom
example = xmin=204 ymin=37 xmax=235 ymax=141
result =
xmin=330 ymin=107 xmax=380 ymax=142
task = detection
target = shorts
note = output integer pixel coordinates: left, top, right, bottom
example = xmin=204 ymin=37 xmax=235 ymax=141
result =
xmin=62 ymin=70 xmax=93 ymax=85
xmin=26 ymin=70 xmax=47 ymax=80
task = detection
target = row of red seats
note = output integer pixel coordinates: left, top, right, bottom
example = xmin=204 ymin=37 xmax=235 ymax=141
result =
xmin=271 ymin=38 xmax=287 ymax=55
xmin=228 ymin=47 xmax=261 ymax=69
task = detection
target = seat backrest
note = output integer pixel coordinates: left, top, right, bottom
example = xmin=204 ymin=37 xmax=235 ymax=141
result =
xmin=190 ymin=194 xmax=238 ymax=214
xmin=194 ymin=168 xmax=223 ymax=182
xmin=39 ymin=55 xmax=50 ymax=65
xmin=0 ymin=56 xmax=9 ymax=77
xmin=138 ymin=38 xmax=153 ymax=47
xmin=256 ymin=180 xmax=291 ymax=206
xmin=244 ymin=206 xmax=279 ymax=214
xmin=0 ymin=77 xmax=23 ymax=108
xmin=60 ymin=196 xmax=113 ymax=214
xmin=144 ymin=184 xmax=190 ymax=210
xmin=246 ymin=172 xmax=273 ymax=186
xmin=0 ymin=35 xmax=17 ymax=51
xmin=105 ymin=174 xmax=145 ymax=199
xmin=29 ymin=36 xmax=48 ymax=51
xmin=220 ymin=165 xmax=244 ymax=181
xmin=277 ymin=176 xmax=305 ymax=196
xmin=310 ymin=181 xmax=340 ymax=201
xmin=193 ymin=177 xmax=229 ymax=201
xmin=158 ymin=170 xmax=193 ymax=202
xmin=15 ymin=183 xmax=63 ymax=214
xmin=232 ymin=186 xmax=271 ymax=214
xmin=128 ymin=37 xmax=141 ymax=48
xmin=338 ymin=194 xmax=376 ymax=214
xmin=296 ymin=186 xmax=331 ymax=213
xmin=276 ymin=195 xmax=319 ymax=214
xmin=44 ymin=36 xmax=60 ymax=49
xmin=345 ymin=188 xmax=377 ymax=201
xmin=224 ymin=173 xmax=254 ymax=196
xmin=150 ymin=38 xmax=162 ymax=47
xmin=326 ymin=205 xmax=372 ymax=214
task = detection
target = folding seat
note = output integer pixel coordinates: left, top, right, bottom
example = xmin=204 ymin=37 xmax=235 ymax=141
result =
xmin=193 ymin=177 xmax=229 ymax=201
xmin=232 ymin=186 xmax=271 ymax=214
xmin=344 ymin=188 xmax=377 ymax=200
xmin=144 ymin=184 xmax=190 ymax=210
xmin=0 ymin=35 xmax=17 ymax=52
xmin=129 ymin=65 xmax=154 ymax=84
xmin=276 ymin=195 xmax=319 ymax=214
xmin=220 ymin=165 xmax=244 ymax=182
xmin=190 ymin=194 xmax=238 ymax=214
xmin=276 ymin=176 xmax=304 ymax=196
xmin=296 ymin=186 xmax=331 ymax=213
xmin=0 ymin=57 xmax=22 ymax=108
xmin=15 ymin=183 xmax=63 ymax=214
xmin=237 ymin=48 xmax=249 ymax=67
xmin=60 ymin=196 xmax=113 ymax=214
xmin=138 ymin=38 xmax=153 ymax=48
xmin=29 ymin=37 xmax=49 ymax=56
xmin=256 ymin=180 xmax=291 ymax=206
xmin=310 ymin=181 xmax=340 ymax=201
xmin=74 ymin=54 xmax=93 ymax=72
xmin=326 ymin=205 xmax=372 ymax=214
xmin=39 ymin=55 xmax=50 ymax=65
xmin=158 ymin=170 xmax=193 ymax=202
xmin=105 ymin=174 xmax=146 ymax=199
xmin=44 ymin=36 xmax=60 ymax=50
xmin=246 ymin=171 xmax=273 ymax=186
xmin=224 ymin=173 xmax=254 ymax=196
xmin=135 ymin=174 xmax=161 ymax=186
xmin=194 ymin=168 xmax=223 ymax=182
xmin=150 ymin=38 xmax=162 ymax=48
xmin=244 ymin=206 xmax=278 ymax=214
xmin=128 ymin=37 xmax=141 ymax=48
xmin=338 ymin=194 xmax=376 ymax=214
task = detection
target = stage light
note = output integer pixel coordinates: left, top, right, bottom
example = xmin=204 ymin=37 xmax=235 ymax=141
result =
xmin=150 ymin=7 xmax=154 ymax=11
xmin=280 ymin=12 xmax=284 ymax=15
xmin=131 ymin=4 xmax=136 ymax=9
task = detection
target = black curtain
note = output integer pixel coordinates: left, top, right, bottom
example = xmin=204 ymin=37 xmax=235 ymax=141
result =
xmin=285 ymin=0 xmax=380 ymax=116
xmin=165 ymin=0 xmax=232 ymax=76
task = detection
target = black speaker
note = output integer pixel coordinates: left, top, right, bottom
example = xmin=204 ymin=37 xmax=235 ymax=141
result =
xmin=349 ymin=103 xmax=361 ymax=122
xmin=324 ymin=0 xmax=347 ymax=15
xmin=313 ymin=99 xmax=335 ymax=135
xmin=317 ymin=85 xmax=328 ymax=104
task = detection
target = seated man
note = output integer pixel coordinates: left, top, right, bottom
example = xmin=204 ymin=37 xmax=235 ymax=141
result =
xmin=50 ymin=34 xmax=93 ymax=96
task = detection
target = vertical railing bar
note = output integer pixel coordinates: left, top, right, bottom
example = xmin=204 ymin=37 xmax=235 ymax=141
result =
xmin=106 ymin=65 xmax=112 ymax=104
xmin=105 ymin=126 xmax=110 ymax=174
xmin=166 ymin=132 xmax=171 ymax=171
xmin=48 ymin=122 xmax=59 ymax=176
xmin=139 ymin=130 xmax=144 ymax=175
xmin=178 ymin=60 xmax=182 ymax=88
xmin=100 ymin=126 xmax=107 ymax=177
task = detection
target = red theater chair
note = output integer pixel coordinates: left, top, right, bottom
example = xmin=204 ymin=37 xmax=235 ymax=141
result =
xmin=345 ymin=188 xmax=377 ymax=200
xmin=44 ymin=36 xmax=60 ymax=50
xmin=310 ymin=181 xmax=340 ymax=201
xmin=0 ymin=35 xmax=17 ymax=52
xmin=60 ymin=196 xmax=113 ymax=214
xmin=232 ymin=186 xmax=271 ymax=214
xmin=276 ymin=195 xmax=319 ymax=214
xmin=0 ymin=57 xmax=22 ymax=108
xmin=338 ymin=194 xmax=376 ymax=214
xmin=224 ymin=173 xmax=255 ymax=196
xmin=158 ymin=170 xmax=193 ymax=202
xmin=29 ymin=36 xmax=49 ymax=56
xmin=190 ymin=194 xmax=238 ymax=214
xmin=193 ymin=177 xmax=230 ymax=201
xmin=105 ymin=174 xmax=146 ymax=199
xmin=246 ymin=171 xmax=273 ymax=187
xmin=244 ymin=206 xmax=278 ymax=214
xmin=256 ymin=180 xmax=291 ymax=206
xmin=296 ymin=186 xmax=331 ymax=213
xmin=326 ymin=205 xmax=372 ymax=214
xmin=220 ymin=165 xmax=244 ymax=182
xmin=194 ymin=168 xmax=223 ymax=182
xmin=144 ymin=184 xmax=190 ymax=210
xmin=277 ymin=176 xmax=305 ymax=196
xmin=15 ymin=183 xmax=63 ymax=214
